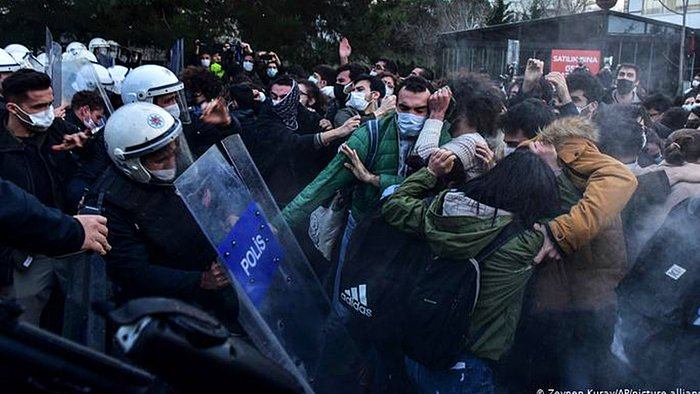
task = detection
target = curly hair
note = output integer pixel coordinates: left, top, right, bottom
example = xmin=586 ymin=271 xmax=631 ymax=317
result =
xmin=447 ymin=72 xmax=504 ymax=137
xmin=180 ymin=65 xmax=223 ymax=101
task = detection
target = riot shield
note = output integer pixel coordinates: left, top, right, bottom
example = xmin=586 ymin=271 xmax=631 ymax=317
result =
xmin=60 ymin=59 xmax=114 ymax=115
xmin=174 ymin=136 xmax=365 ymax=394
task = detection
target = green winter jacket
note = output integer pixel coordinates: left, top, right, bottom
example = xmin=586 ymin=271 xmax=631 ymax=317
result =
xmin=282 ymin=115 xmax=451 ymax=226
xmin=381 ymin=168 xmax=544 ymax=361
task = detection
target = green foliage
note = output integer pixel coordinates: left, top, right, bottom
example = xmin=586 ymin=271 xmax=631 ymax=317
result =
xmin=0 ymin=0 xmax=489 ymax=70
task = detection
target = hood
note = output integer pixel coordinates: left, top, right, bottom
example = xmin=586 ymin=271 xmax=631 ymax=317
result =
xmin=425 ymin=190 xmax=512 ymax=259
xmin=538 ymin=116 xmax=599 ymax=145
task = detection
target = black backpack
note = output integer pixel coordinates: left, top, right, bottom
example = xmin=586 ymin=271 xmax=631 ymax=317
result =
xmin=339 ymin=202 xmax=522 ymax=370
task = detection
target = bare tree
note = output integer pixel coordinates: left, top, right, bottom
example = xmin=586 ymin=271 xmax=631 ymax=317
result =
xmin=436 ymin=0 xmax=491 ymax=32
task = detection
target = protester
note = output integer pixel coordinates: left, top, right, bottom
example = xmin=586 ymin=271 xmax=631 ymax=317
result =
xmin=642 ymin=93 xmax=673 ymax=123
xmin=283 ymin=76 xmax=451 ymax=318
xmin=333 ymin=73 xmax=394 ymax=128
xmin=604 ymin=63 xmax=644 ymax=105
xmin=501 ymin=98 xmax=555 ymax=157
xmin=413 ymin=72 xmax=503 ymax=180
xmin=249 ymin=76 xmax=361 ymax=206
xmin=0 ymin=69 xmax=86 ymax=326
xmin=382 ymin=149 xmax=560 ymax=393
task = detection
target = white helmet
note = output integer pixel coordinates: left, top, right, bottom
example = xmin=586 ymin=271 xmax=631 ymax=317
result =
xmin=4 ymin=44 xmax=30 ymax=58
xmin=71 ymin=63 xmax=114 ymax=96
xmin=105 ymin=102 xmax=185 ymax=184
xmin=67 ymin=42 xmax=87 ymax=54
xmin=108 ymin=65 xmax=130 ymax=95
xmin=63 ymin=48 xmax=98 ymax=63
xmin=88 ymin=38 xmax=110 ymax=51
xmin=36 ymin=53 xmax=48 ymax=67
xmin=121 ymin=65 xmax=182 ymax=103
xmin=107 ymin=40 xmax=120 ymax=49
xmin=0 ymin=48 xmax=21 ymax=73
xmin=121 ymin=65 xmax=190 ymax=123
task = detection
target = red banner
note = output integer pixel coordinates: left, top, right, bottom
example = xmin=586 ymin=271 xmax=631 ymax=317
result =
xmin=551 ymin=49 xmax=601 ymax=75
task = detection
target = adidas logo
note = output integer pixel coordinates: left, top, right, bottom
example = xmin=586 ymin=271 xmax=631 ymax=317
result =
xmin=341 ymin=284 xmax=373 ymax=317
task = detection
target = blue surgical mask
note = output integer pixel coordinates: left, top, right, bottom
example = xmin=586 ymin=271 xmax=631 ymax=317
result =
xmin=396 ymin=112 xmax=426 ymax=138
xmin=267 ymin=68 xmax=278 ymax=78
xmin=243 ymin=61 xmax=254 ymax=72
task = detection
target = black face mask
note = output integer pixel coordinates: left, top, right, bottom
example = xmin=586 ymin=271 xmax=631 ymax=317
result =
xmin=334 ymin=83 xmax=348 ymax=104
xmin=616 ymin=79 xmax=635 ymax=95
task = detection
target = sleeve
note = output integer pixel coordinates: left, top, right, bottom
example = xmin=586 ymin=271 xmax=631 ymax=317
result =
xmin=413 ymin=119 xmax=444 ymax=160
xmin=0 ymin=178 xmax=84 ymax=256
xmin=381 ymin=168 xmax=440 ymax=237
xmin=282 ymin=126 xmax=371 ymax=226
xmin=333 ymin=108 xmax=353 ymax=128
xmin=546 ymin=142 xmax=638 ymax=255
xmin=621 ymin=170 xmax=672 ymax=231
xmin=102 ymin=205 xmax=202 ymax=299
xmin=557 ymin=102 xmax=580 ymax=118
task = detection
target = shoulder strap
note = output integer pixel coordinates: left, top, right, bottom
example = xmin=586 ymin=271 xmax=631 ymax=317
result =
xmin=365 ymin=119 xmax=380 ymax=170
xmin=473 ymin=220 xmax=523 ymax=263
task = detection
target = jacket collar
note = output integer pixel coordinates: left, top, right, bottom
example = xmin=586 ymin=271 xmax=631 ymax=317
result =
xmin=0 ymin=111 xmax=48 ymax=150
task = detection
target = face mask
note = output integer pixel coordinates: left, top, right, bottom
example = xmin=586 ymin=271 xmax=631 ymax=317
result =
xmin=321 ymin=85 xmax=335 ymax=98
xmin=347 ymin=91 xmax=370 ymax=112
xmin=150 ymin=168 xmax=176 ymax=182
xmin=201 ymin=59 xmax=211 ymax=67
xmin=272 ymin=99 xmax=283 ymax=106
xmin=334 ymin=83 xmax=351 ymax=103
xmin=385 ymin=85 xmax=394 ymax=96
xmin=14 ymin=104 xmax=55 ymax=131
xmin=693 ymin=80 xmax=700 ymax=88
xmin=683 ymin=103 xmax=698 ymax=112
xmin=504 ymin=146 xmax=517 ymax=156
xmin=83 ymin=116 xmax=98 ymax=130
xmin=164 ymin=104 xmax=181 ymax=119
xmin=267 ymin=68 xmax=278 ymax=78
xmin=308 ymin=75 xmax=320 ymax=85
xmin=369 ymin=70 xmax=378 ymax=77
xmin=576 ymin=102 xmax=594 ymax=117
xmin=243 ymin=61 xmax=254 ymax=72
xmin=396 ymin=112 xmax=427 ymax=138
xmin=616 ymin=79 xmax=635 ymax=95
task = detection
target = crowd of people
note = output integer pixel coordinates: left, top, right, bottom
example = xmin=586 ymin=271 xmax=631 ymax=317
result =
xmin=0 ymin=34 xmax=699 ymax=393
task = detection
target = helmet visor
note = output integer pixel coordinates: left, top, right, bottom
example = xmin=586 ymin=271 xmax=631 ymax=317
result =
xmin=138 ymin=132 xmax=194 ymax=184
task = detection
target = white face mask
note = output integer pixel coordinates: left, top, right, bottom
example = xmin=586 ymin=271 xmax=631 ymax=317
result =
xmin=320 ymin=85 xmax=335 ymax=98
xmin=267 ymin=68 xmax=278 ymax=78
xmin=347 ymin=91 xmax=370 ymax=111
xmin=83 ymin=116 xmax=97 ymax=130
xmin=150 ymin=168 xmax=177 ymax=182
xmin=504 ymin=146 xmax=517 ymax=157
xmin=201 ymin=59 xmax=211 ymax=67
xmin=272 ymin=98 xmax=283 ymax=106
xmin=243 ymin=61 xmax=254 ymax=72
xmin=308 ymin=75 xmax=320 ymax=85
xmin=164 ymin=104 xmax=181 ymax=119
xmin=369 ymin=70 xmax=378 ymax=77
xmin=683 ymin=103 xmax=699 ymax=112
xmin=396 ymin=112 xmax=427 ymax=138
xmin=14 ymin=104 xmax=55 ymax=131
xmin=693 ymin=80 xmax=700 ymax=88
xmin=385 ymin=85 xmax=394 ymax=96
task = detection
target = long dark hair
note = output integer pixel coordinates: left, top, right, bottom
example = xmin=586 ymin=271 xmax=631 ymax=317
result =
xmin=455 ymin=150 xmax=560 ymax=227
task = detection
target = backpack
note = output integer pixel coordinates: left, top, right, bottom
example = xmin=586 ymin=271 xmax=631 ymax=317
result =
xmin=339 ymin=201 xmax=522 ymax=370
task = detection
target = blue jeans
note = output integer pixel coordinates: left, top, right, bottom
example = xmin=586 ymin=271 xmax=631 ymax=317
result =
xmin=331 ymin=213 xmax=357 ymax=319
xmin=405 ymin=355 xmax=495 ymax=394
